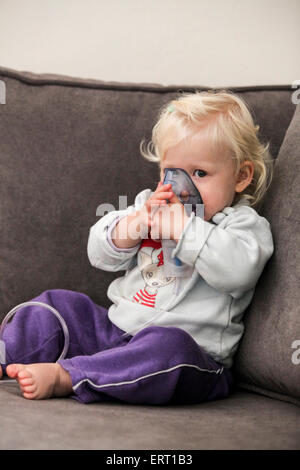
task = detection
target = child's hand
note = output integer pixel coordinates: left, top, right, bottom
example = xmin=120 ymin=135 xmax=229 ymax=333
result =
xmin=137 ymin=182 xmax=174 ymax=238
xmin=147 ymin=181 xmax=174 ymax=210
xmin=149 ymin=184 xmax=190 ymax=242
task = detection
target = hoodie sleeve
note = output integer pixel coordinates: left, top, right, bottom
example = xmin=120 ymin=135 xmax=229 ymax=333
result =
xmin=87 ymin=188 xmax=152 ymax=272
xmin=171 ymin=205 xmax=274 ymax=298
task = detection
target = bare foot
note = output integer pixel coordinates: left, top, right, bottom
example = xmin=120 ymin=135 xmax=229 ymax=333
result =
xmin=6 ymin=363 xmax=73 ymax=399
xmin=0 ymin=365 xmax=2 ymax=379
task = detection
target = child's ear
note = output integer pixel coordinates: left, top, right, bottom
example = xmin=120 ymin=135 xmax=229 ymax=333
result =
xmin=235 ymin=160 xmax=254 ymax=193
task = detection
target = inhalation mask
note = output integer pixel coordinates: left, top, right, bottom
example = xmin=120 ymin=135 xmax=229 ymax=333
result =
xmin=161 ymin=168 xmax=204 ymax=277
xmin=163 ymin=168 xmax=203 ymax=217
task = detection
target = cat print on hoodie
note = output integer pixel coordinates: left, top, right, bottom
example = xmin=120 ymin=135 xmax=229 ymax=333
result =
xmin=132 ymin=238 xmax=175 ymax=308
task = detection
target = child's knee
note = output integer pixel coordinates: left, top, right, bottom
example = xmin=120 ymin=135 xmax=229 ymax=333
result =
xmin=134 ymin=325 xmax=199 ymax=361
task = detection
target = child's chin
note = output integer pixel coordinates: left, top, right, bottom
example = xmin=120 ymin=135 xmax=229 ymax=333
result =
xmin=205 ymin=212 xmax=214 ymax=222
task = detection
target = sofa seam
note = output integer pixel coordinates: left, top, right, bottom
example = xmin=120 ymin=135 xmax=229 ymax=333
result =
xmin=0 ymin=68 xmax=294 ymax=94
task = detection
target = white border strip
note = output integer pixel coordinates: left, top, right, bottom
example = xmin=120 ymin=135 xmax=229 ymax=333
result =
xmin=73 ymin=363 xmax=224 ymax=391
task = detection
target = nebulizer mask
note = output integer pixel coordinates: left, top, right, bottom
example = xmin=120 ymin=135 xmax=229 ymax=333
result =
xmin=161 ymin=168 xmax=204 ymax=278
xmin=0 ymin=301 xmax=70 ymax=381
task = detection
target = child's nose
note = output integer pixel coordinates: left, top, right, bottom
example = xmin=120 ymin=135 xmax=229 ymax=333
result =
xmin=180 ymin=190 xmax=190 ymax=203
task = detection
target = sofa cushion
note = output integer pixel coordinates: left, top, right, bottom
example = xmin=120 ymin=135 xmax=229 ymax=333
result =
xmin=234 ymin=103 xmax=300 ymax=406
xmin=0 ymin=381 xmax=299 ymax=449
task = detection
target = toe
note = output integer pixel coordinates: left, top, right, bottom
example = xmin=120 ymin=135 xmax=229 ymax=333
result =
xmin=19 ymin=377 xmax=34 ymax=386
xmin=18 ymin=369 xmax=33 ymax=380
xmin=21 ymin=384 xmax=37 ymax=394
xmin=6 ymin=363 xmax=26 ymax=379
xmin=23 ymin=391 xmax=37 ymax=400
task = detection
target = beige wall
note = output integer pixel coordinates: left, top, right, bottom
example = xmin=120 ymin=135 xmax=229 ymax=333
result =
xmin=1 ymin=0 xmax=299 ymax=86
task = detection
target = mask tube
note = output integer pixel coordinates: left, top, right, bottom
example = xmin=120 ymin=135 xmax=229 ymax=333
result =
xmin=0 ymin=301 xmax=70 ymax=366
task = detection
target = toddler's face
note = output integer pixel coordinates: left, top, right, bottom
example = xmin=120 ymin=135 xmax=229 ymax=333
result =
xmin=160 ymin=132 xmax=248 ymax=221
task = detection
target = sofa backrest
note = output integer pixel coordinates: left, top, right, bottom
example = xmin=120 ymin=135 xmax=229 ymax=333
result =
xmin=233 ymin=102 xmax=300 ymax=406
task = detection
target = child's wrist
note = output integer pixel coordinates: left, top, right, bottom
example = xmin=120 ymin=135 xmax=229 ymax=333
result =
xmin=112 ymin=212 xmax=143 ymax=249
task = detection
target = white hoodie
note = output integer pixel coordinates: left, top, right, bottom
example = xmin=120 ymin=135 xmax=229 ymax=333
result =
xmin=87 ymin=188 xmax=274 ymax=368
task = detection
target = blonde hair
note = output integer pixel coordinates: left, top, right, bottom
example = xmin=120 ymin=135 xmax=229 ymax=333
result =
xmin=140 ymin=90 xmax=273 ymax=208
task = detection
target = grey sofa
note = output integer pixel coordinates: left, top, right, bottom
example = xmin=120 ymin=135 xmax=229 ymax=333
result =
xmin=0 ymin=66 xmax=299 ymax=450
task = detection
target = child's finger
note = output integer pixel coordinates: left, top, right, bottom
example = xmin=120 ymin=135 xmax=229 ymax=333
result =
xmin=156 ymin=183 xmax=172 ymax=193
xmin=168 ymin=192 xmax=183 ymax=205
xmin=152 ymin=199 xmax=167 ymax=206
xmin=153 ymin=191 xmax=173 ymax=200
xmin=148 ymin=200 xmax=167 ymax=209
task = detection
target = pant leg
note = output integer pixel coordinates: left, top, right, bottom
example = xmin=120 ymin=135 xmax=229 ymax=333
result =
xmin=58 ymin=325 xmax=235 ymax=405
xmin=1 ymin=289 xmax=127 ymax=372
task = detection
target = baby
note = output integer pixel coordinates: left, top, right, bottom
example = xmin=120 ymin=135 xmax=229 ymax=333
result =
xmin=0 ymin=91 xmax=274 ymax=405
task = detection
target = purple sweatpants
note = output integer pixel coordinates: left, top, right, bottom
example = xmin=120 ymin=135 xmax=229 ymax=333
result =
xmin=1 ymin=289 xmax=234 ymax=405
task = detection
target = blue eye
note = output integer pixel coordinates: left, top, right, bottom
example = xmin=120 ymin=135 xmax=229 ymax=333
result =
xmin=194 ymin=169 xmax=207 ymax=178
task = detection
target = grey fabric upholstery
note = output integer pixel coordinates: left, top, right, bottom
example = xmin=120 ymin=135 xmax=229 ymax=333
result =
xmin=0 ymin=66 xmax=299 ymax=449
xmin=0 ymin=381 xmax=299 ymax=450
xmin=234 ymin=104 xmax=300 ymax=406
